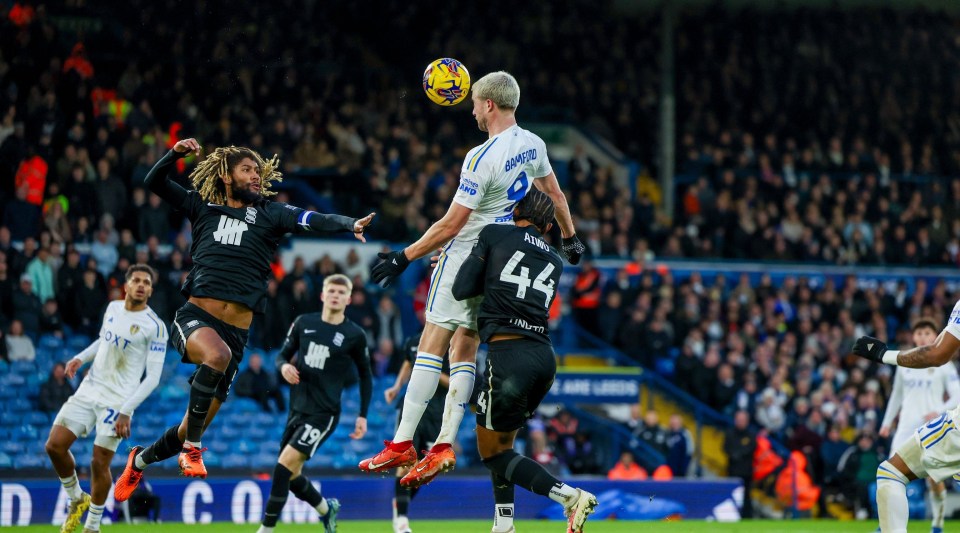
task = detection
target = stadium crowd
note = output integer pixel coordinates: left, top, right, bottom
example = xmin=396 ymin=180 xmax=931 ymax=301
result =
xmin=3 ymin=1 xmax=960 ymax=512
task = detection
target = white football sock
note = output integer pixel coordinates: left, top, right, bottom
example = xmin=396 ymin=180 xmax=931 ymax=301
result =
xmin=256 ymin=526 xmax=274 ymax=533
xmin=493 ymin=503 xmax=515 ymax=532
xmin=184 ymin=440 xmax=201 ymax=449
xmin=548 ymin=483 xmax=580 ymax=507
xmin=316 ymin=497 xmax=329 ymax=516
xmin=876 ymin=461 xmax=910 ymax=533
xmin=436 ymin=362 xmax=476 ymax=445
xmin=134 ymin=452 xmax=149 ymax=470
xmin=394 ymin=353 xmax=443 ymax=442
xmin=60 ymin=472 xmax=82 ymax=499
xmin=84 ymin=503 xmax=105 ymax=530
xmin=931 ymin=485 xmax=946 ymax=529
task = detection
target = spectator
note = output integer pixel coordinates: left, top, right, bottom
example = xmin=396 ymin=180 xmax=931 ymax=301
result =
xmin=12 ymin=274 xmax=42 ymax=335
xmin=138 ymin=193 xmax=170 ymax=241
xmin=565 ymin=432 xmax=599 ymax=475
xmin=2 ymin=185 xmax=41 ymax=241
xmin=6 ymin=319 xmax=35 ymax=361
xmin=838 ymin=433 xmax=883 ymax=519
xmin=127 ymin=479 xmax=162 ymax=524
xmin=234 ymin=352 xmax=286 ymax=413
xmin=25 ymin=246 xmax=54 ymax=303
xmin=633 ymin=410 xmax=668 ymax=456
xmin=57 ymin=249 xmax=84 ymax=328
xmin=548 ymin=410 xmax=580 ymax=463
xmin=39 ymin=298 xmax=64 ymax=337
xmin=93 ymin=158 xmax=127 ymax=218
xmin=38 ymin=362 xmax=74 ymax=412
xmin=755 ymin=387 xmax=787 ymax=435
xmin=90 ymin=230 xmax=119 ymax=278
xmin=571 ymin=259 xmax=602 ymax=337
xmin=724 ymin=410 xmax=756 ymax=518
xmin=341 ymin=248 xmax=368 ymax=284
xmin=75 ymin=270 xmax=108 ymax=337
xmin=374 ymin=295 xmax=404 ymax=349
xmin=775 ymin=451 xmax=821 ymax=517
xmin=665 ymin=414 xmax=693 ymax=478
xmin=607 ymin=451 xmax=648 ymax=480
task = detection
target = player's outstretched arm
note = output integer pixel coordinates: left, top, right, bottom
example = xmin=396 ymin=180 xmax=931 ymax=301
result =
xmin=534 ymin=172 xmax=584 ymax=264
xmin=66 ymin=339 xmax=101 ymax=378
xmin=372 ymin=202 xmax=473 ymax=288
xmin=853 ymin=330 xmax=960 ymax=368
xmin=144 ymin=139 xmax=200 ymax=206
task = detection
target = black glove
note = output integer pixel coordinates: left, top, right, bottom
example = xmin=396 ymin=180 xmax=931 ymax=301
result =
xmin=852 ymin=335 xmax=887 ymax=363
xmin=561 ymin=235 xmax=586 ymax=265
xmin=371 ymin=249 xmax=411 ymax=288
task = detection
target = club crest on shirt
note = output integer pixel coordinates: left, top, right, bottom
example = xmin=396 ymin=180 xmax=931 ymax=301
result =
xmin=130 ymin=324 xmax=140 ymax=335
xmin=333 ymin=332 xmax=344 ymax=347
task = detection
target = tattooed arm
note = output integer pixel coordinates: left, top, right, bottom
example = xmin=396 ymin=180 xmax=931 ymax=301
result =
xmin=895 ymin=331 xmax=960 ymax=368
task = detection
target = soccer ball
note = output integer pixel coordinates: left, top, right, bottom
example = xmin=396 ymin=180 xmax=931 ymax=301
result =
xmin=422 ymin=58 xmax=471 ymax=106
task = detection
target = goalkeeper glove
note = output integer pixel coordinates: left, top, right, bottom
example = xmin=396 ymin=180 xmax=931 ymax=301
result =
xmin=371 ymin=249 xmax=411 ymax=288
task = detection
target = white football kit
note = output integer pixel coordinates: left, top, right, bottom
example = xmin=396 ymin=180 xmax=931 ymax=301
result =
xmin=54 ymin=301 xmax=168 ymax=451
xmin=882 ymin=363 xmax=960 ymax=453
xmin=895 ymin=299 xmax=960 ymax=482
xmin=425 ymin=124 xmax=553 ymax=330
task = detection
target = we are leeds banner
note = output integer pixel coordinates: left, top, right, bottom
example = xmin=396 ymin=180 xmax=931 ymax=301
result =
xmin=546 ymin=367 xmax=643 ymax=404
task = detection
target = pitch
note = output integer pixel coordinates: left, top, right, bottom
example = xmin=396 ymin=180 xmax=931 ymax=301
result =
xmin=15 ymin=521 xmax=940 ymax=532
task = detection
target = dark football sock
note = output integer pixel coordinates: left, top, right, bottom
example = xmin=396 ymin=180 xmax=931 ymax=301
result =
xmin=138 ymin=425 xmax=184 ymax=469
xmin=186 ymin=365 xmax=223 ymax=442
xmin=394 ymin=476 xmax=420 ymax=516
xmin=262 ymin=463 xmax=292 ymax=528
xmin=289 ymin=474 xmax=323 ymax=507
xmin=492 ymin=470 xmax=515 ymax=505
xmin=482 ymin=450 xmax=558 ymax=497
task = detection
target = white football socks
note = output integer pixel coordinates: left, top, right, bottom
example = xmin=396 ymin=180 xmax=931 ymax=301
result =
xmin=549 ymin=483 xmax=581 ymax=507
xmin=60 ymin=472 xmax=82 ymax=499
xmin=931 ymin=486 xmax=946 ymax=530
xmin=876 ymin=461 xmax=910 ymax=533
xmin=84 ymin=503 xmax=105 ymax=531
xmin=394 ymin=353 xmax=443 ymax=442
xmin=493 ymin=503 xmax=515 ymax=533
xmin=436 ymin=362 xmax=476 ymax=445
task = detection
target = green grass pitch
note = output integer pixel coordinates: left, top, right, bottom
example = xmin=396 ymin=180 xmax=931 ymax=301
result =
xmin=15 ymin=520 xmax=940 ymax=532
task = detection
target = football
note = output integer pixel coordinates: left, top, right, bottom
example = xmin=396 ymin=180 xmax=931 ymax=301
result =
xmin=422 ymin=57 xmax=471 ymax=106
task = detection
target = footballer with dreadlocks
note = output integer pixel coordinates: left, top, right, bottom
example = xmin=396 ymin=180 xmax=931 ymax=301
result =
xmin=114 ymin=138 xmax=375 ymax=502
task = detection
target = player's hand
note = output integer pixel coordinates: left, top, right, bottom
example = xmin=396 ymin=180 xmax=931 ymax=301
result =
xmin=65 ymin=358 xmax=82 ymax=379
xmin=114 ymin=414 xmax=132 ymax=439
xmin=172 ymin=138 xmax=202 ymax=157
xmin=851 ymin=335 xmax=887 ymax=363
xmin=281 ymin=363 xmax=300 ymax=385
xmin=429 ymin=247 xmax=444 ymax=269
xmin=384 ymin=385 xmax=400 ymax=403
xmin=878 ymin=425 xmax=891 ymax=438
xmin=561 ymin=235 xmax=586 ymax=265
xmin=350 ymin=417 xmax=367 ymax=440
xmin=371 ymin=249 xmax=411 ymax=288
xmin=352 ymin=212 xmax=376 ymax=243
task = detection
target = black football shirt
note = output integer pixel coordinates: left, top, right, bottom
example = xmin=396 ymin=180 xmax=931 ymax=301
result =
xmin=455 ymin=224 xmax=563 ymax=344
xmin=278 ymin=313 xmax=372 ymax=417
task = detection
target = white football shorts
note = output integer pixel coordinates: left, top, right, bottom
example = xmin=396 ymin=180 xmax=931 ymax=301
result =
xmin=53 ymin=393 xmax=123 ymax=452
xmin=424 ymin=238 xmax=482 ymax=332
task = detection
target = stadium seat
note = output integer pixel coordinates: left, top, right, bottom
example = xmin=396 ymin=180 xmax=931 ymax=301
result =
xmin=235 ymin=439 xmax=258 ymax=454
xmin=1 ymin=441 xmax=24 ymax=455
xmin=26 ymin=412 xmax=50 ymax=426
xmin=0 ymin=452 xmax=12 ymax=468
xmin=6 ymin=398 xmax=32 ymax=413
xmin=15 ymin=454 xmax=48 ymax=469
xmin=221 ymin=453 xmax=249 ymax=468
xmin=11 ymin=361 xmax=36 ymax=375
xmin=251 ymin=453 xmax=276 ymax=469
xmin=208 ymin=441 xmax=231 ymax=454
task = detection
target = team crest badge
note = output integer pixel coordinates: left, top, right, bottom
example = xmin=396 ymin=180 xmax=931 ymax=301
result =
xmin=130 ymin=325 xmax=140 ymax=335
xmin=333 ymin=332 xmax=344 ymax=347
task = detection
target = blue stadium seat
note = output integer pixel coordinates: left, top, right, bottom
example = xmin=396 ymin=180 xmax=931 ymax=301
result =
xmin=0 ymin=412 xmax=22 ymax=426
xmin=251 ymin=453 xmax=276 ymax=469
xmin=15 ymin=454 xmax=48 ymax=469
xmin=245 ymin=426 xmax=269 ymax=441
xmin=68 ymin=335 xmax=93 ymax=351
xmin=1 ymin=442 xmax=24 ymax=455
xmin=0 ymin=374 xmax=26 ymax=387
xmin=26 ymin=412 xmax=49 ymax=426
xmin=12 ymin=426 xmax=39 ymax=441
xmin=208 ymin=441 xmax=231 ymax=454
xmin=231 ymin=398 xmax=262 ymax=414
xmin=258 ymin=441 xmax=279 ymax=456
xmin=11 ymin=361 xmax=36 ymax=375
xmin=221 ymin=453 xmax=249 ymax=468
xmin=220 ymin=425 xmax=242 ymax=440
xmin=0 ymin=452 xmax=12 ymax=468
xmin=7 ymin=398 xmax=33 ymax=413
xmin=235 ymin=439 xmax=258 ymax=454
xmin=39 ymin=335 xmax=64 ymax=350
